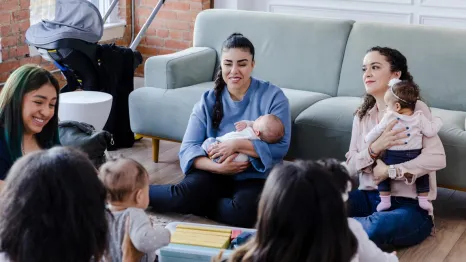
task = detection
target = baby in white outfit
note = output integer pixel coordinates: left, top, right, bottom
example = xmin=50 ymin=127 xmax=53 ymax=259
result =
xmin=202 ymin=114 xmax=285 ymax=162
xmin=365 ymin=78 xmax=443 ymax=214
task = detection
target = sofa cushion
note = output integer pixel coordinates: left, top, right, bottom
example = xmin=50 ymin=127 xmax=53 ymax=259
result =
xmin=431 ymin=108 xmax=466 ymax=188
xmin=288 ymin=96 xmax=466 ymax=188
xmin=194 ymin=9 xmax=354 ymax=96
xmin=431 ymin=108 xmax=466 ymax=147
xmin=281 ymin=88 xmax=330 ymax=121
xmin=288 ymin=97 xmax=361 ymax=160
xmin=338 ymin=22 xmax=466 ymax=112
xmin=129 ymin=82 xmax=212 ymax=141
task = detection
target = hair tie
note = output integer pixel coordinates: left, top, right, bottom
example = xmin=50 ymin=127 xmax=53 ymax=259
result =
xmin=341 ymin=181 xmax=352 ymax=202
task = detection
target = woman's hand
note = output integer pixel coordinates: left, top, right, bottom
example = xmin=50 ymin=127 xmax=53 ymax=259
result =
xmin=214 ymin=154 xmax=250 ymax=175
xmin=373 ymin=159 xmax=389 ymax=185
xmin=209 ymin=140 xmax=238 ymax=163
xmin=122 ymin=216 xmax=144 ymax=262
xmin=370 ymin=119 xmax=409 ymax=155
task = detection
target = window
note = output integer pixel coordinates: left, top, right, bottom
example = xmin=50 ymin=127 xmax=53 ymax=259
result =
xmin=30 ymin=0 xmax=55 ymax=25
xmin=90 ymin=0 xmax=121 ymax=24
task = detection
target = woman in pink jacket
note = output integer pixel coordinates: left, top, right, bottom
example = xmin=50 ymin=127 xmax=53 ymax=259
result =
xmin=345 ymin=46 xmax=446 ymax=248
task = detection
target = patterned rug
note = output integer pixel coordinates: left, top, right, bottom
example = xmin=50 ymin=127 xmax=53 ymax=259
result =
xmin=147 ymin=211 xmax=221 ymax=229
xmin=148 ymin=213 xmax=177 ymax=228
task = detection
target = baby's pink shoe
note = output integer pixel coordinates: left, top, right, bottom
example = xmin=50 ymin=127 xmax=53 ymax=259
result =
xmin=418 ymin=196 xmax=434 ymax=216
xmin=376 ymin=195 xmax=392 ymax=212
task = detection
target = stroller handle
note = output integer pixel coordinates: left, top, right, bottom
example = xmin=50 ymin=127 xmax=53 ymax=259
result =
xmin=129 ymin=0 xmax=167 ymax=51
xmin=102 ymin=0 xmax=120 ymax=23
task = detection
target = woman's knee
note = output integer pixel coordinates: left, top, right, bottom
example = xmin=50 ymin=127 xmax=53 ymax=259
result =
xmin=149 ymin=170 xmax=220 ymax=213
xmin=177 ymin=171 xmax=220 ymax=201
xmin=393 ymin=214 xmax=433 ymax=247
xmin=363 ymin=216 xmax=392 ymax=246
xmin=215 ymin=184 xmax=263 ymax=227
xmin=363 ymin=208 xmax=433 ymax=247
xmin=215 ymin=197 xmax=259 ymax=228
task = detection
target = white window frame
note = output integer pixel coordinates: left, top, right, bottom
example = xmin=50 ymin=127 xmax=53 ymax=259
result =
xmin=96 ymin=0 xmax=120 ymax=24
xmin=98 ymin=0 xmax=127 ymax=41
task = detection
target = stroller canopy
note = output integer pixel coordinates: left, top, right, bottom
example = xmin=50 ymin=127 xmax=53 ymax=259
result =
xmin=26 ymin=0 xmax=103 ymax=46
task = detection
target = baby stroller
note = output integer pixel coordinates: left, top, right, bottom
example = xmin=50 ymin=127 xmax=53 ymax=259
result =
xmin=25 ymin=0 xmax=166 ymax=150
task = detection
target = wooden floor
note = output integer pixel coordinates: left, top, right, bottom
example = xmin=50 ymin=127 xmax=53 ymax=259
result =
xmin=109 ymin=138 xmax=466 ymax=262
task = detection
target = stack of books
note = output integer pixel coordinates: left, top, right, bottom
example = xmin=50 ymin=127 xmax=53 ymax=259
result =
xmin=170 ymin=224 xmax=235 ymax=249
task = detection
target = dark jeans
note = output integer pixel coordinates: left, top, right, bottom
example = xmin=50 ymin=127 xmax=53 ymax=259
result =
xmin=349 ymin=190 xmax=433 ymax=247
xmin=148 ymin=169 xmax=265 ymax=228
xmin=379 ymin=149 xmax=430 ymax=194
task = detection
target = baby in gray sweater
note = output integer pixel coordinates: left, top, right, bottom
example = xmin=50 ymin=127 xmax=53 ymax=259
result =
xmin=99 ymin=157 xmax=171 ymax=262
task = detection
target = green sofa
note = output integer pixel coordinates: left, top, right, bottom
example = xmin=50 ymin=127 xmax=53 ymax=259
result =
xmin=129 ymin=9 xmax=466 ymax=189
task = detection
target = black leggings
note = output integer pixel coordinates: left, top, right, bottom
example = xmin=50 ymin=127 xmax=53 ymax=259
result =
xmin=148 ymin=169 xmax=265 ymax=228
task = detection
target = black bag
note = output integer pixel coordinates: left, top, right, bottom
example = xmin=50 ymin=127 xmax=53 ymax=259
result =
xmin=58 ymin=120 xmax=113 ymax=168
xmin=97 ymin=44 xmax=136 ymax=150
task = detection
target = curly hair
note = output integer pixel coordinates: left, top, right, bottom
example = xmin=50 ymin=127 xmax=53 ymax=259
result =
xmin=357 ymin=46 xmax=415 ymax=120
xmin=0 ymin=147 xmax=109 ymax=262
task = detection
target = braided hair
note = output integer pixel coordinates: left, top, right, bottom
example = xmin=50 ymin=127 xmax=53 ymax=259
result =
xmin=212 ymin=33 xmax=255 ymax=129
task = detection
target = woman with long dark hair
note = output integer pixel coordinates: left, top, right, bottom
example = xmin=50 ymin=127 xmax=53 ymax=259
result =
xmin=345 ymin=46 xmax=446 ymax=247
xmin=0 ymin=64 xmax=61 ymax=185
xmin=0 ymin=146 xmax=108 ymax=262
xmin=148 ymin=33 xmax=291 ymax=228
xmin=215 ymin=160 xmax=358 ymax=262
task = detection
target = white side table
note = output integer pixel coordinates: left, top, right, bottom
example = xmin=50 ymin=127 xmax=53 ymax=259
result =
xmin=58 ymin=91 xmax=113 ymax=131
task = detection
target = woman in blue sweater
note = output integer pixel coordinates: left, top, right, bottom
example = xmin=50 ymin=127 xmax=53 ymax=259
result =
xmin=149 ymin=33 xmax=291 ymax=227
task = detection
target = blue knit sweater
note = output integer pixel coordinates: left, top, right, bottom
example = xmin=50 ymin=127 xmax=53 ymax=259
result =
xmin=179 ymin=77 xmax=291 ymax=180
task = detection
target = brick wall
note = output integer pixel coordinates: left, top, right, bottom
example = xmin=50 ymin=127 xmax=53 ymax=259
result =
xmin=0 ymin=0 xmax=67 ymax=85
xmin=115 ymin=0 xmax=132 ymax=47
xmin=134 ymin=0 xmax=212 ymax=76
xmin=0 ymin=0 xmax=212 ymax=84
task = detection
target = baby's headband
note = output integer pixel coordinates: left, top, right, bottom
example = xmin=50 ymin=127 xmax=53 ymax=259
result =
xmin=388 ymin=78 xmax=401 ymax=87
xmin=388 ymin=78 xmax=410 ymax=104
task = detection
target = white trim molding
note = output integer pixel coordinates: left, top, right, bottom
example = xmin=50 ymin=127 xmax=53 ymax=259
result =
xmin=269 ymin=4 xmax=413 ymax=24
xmin=421 ymin=0 xmax=466 ymax=9
xmin=419 ymin=14 xmax=466 ymax=29
xmin=224 ymin=0 xmax=466 ymax=29
xmin=328 ymin=0 xmax=413 ymax=4
xmin=101 ymin=21 xmax=127 ymax=42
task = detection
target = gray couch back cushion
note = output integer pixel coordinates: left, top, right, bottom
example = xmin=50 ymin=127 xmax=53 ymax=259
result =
xmin=194 ymin=9 xmax=354 ymax=96
xmin=338 ymin=22 xmax=466 ymax=112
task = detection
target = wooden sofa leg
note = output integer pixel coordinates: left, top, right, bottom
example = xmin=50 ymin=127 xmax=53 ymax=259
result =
xmin=152 ymin=138 xmax=160 ymax=163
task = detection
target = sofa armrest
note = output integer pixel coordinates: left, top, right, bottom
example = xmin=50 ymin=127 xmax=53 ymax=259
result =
xmin=144 ymin=47 xmax=217 ymax=89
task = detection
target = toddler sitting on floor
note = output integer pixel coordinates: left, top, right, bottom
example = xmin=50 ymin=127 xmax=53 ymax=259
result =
xmin=99 ymin=156 xmax=171 ymax=262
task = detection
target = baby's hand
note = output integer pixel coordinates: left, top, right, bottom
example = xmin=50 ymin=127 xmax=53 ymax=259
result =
xmin=235 ymin=121 xmax=247 ymax=131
